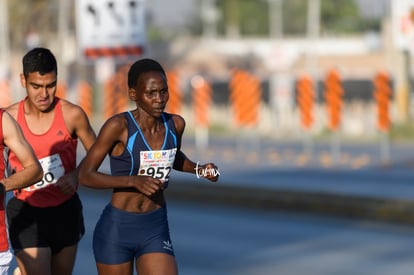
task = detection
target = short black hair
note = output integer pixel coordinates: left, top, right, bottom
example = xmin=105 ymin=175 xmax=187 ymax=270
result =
xmin=128 ymin=58 xmax=166 ymax=88
xmin=22 ymin=47 xmax=57 ymax=78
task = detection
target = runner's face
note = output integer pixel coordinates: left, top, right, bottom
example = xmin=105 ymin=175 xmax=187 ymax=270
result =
xmin=21 ymin=71 xmax=57 ymax=112
xmin=135 ymin=71 xmax=169 ymax=117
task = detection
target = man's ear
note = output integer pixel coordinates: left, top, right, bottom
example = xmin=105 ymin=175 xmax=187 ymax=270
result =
xmin=20 ymin=73 xmax=26 ymax=88
xmin=128 ymin=87 xmax=137 ymax=100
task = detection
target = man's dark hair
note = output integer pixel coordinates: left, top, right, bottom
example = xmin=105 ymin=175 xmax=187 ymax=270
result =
xmin=128 ymin=58 xmax=166 ymax=88
xmin=22 ymin=47 xmax=57 ymax=78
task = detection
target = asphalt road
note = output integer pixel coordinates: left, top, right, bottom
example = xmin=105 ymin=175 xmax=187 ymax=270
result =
xmin=169 ymin=200 xmax=414 ymax=275
xmin=70 ymin=194 xmax=414 ymax=275
xmin=8 ymin=136 xmax=414 ymax=274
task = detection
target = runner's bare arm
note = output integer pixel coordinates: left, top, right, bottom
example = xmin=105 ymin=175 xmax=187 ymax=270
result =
xmin=62 ymin=100 xmax=97 ymax=151
xmin=1 ymin=111 xmax=43 ymax=191
xmin=171 ymin=114 xmax=219 ymax=181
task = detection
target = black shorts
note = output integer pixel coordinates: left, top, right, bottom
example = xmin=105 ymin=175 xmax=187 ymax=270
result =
xmin=6 ymin=193 xmax=85 ymax=254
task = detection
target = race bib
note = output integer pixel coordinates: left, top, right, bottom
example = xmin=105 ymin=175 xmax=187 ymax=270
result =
xmin=24 ymin=153 xmax=65 ymax=191
xmin=138 ymin=148 xmax=176 ymax=183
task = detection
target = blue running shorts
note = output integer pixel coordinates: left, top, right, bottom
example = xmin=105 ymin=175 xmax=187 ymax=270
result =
xmin=93 ymin=203 xmax=174 ymax=264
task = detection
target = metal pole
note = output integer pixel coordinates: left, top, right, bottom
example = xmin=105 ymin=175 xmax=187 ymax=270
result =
xmin=306 ymin=0 xmax=320 ymax=74
xmin=379 ymin=131 xmax=390 ymax=164
xmin=58 ymin=0 xmax=69 ymax=84
xmin=304 ymin=0 xmax=320 ymax=159
xmin=268 ymin=0 xmax=283 ymax=38
xmin=195 ymin=127 xmax=209 ymax=151
xmin=226 ymin=0 xmax=239 ymax=38
xmin=331 ymin=130 xmax=340 ymax=164
xmin=0 ymin=0 xmax=10 ymax=79
xmin=201 ymin=0 xmax=218 ymax=38
xmin=303 ymin=130 xmax=313 ymax=157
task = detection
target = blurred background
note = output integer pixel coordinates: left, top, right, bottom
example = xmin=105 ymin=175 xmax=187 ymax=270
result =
xmin=5 ymin=1 xmax=414 ymax=274
xmin=0 ymin=0 xmax=405 ymax=141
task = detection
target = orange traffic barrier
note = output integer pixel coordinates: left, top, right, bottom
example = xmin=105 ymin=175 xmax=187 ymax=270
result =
xmin=191 ymin=75 xmax=212 ymax=127
xmin=77 ymin=81 xmax=93 ymax=119
xmin=104 ymin=65 xmax=129 ymax=119
xmin=229 ymin=69 xmax=261 ymax=127
xmin=0 ymin=79 xmax=11 ymax=107
xmin=166 ymin=71 xmax=182 ymax=115
xmin=323 ymin=69 xmax=343 ymax=131
xmin=374 ymin=71 xmax=392 ymax=132
xmin=296 ymin=74 xmax=315 ymax=130
xmin=56 ymin=81 xmax=67 ymax=99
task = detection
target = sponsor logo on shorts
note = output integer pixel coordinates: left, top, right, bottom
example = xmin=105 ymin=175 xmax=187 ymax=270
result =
xmin=163 ymin=240 xmax=173 ymax=251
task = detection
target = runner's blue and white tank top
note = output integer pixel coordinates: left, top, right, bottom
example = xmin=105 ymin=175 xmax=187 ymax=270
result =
xmin=111 ymin=111 xmax=177 ymax=191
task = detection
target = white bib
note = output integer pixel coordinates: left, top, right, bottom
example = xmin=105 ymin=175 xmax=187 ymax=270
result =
xmin=138 ymin=148 xmax=176 ymax=183
xmin=24 ymin=153 xmax=65 ymax=191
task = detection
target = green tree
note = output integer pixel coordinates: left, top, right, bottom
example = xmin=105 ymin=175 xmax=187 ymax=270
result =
xmin=214 ymin=0 xmax=269 ymax=37
xmin=320 ymin=0 xmax=365 ymax=35
xmin=210 ymin=0 xmax=381 ymax=37
xmin=282 ymin=0 xmax=308 ymax=35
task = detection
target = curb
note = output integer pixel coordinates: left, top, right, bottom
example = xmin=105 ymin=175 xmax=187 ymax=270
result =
xmin=167 ymin=180 xmax=414 ymax=225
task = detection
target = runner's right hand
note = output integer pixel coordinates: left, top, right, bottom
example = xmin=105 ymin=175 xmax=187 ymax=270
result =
xmin=133 ymin=175 xmax=164 ymax=196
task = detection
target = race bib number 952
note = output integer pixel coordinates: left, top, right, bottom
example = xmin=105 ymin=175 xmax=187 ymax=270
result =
xmin=138 ymin=148 xmax=176 ymax=182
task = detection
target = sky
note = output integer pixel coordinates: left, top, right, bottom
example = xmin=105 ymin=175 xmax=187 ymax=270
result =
xmin=145 ymin=0 xmax=198 ymax=31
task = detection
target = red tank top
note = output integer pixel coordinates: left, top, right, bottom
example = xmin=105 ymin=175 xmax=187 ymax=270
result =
xmin=9 ymin=98 xmax=78 ymax=207
xmin=0 ymin=110 xmax=8 ymax=251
